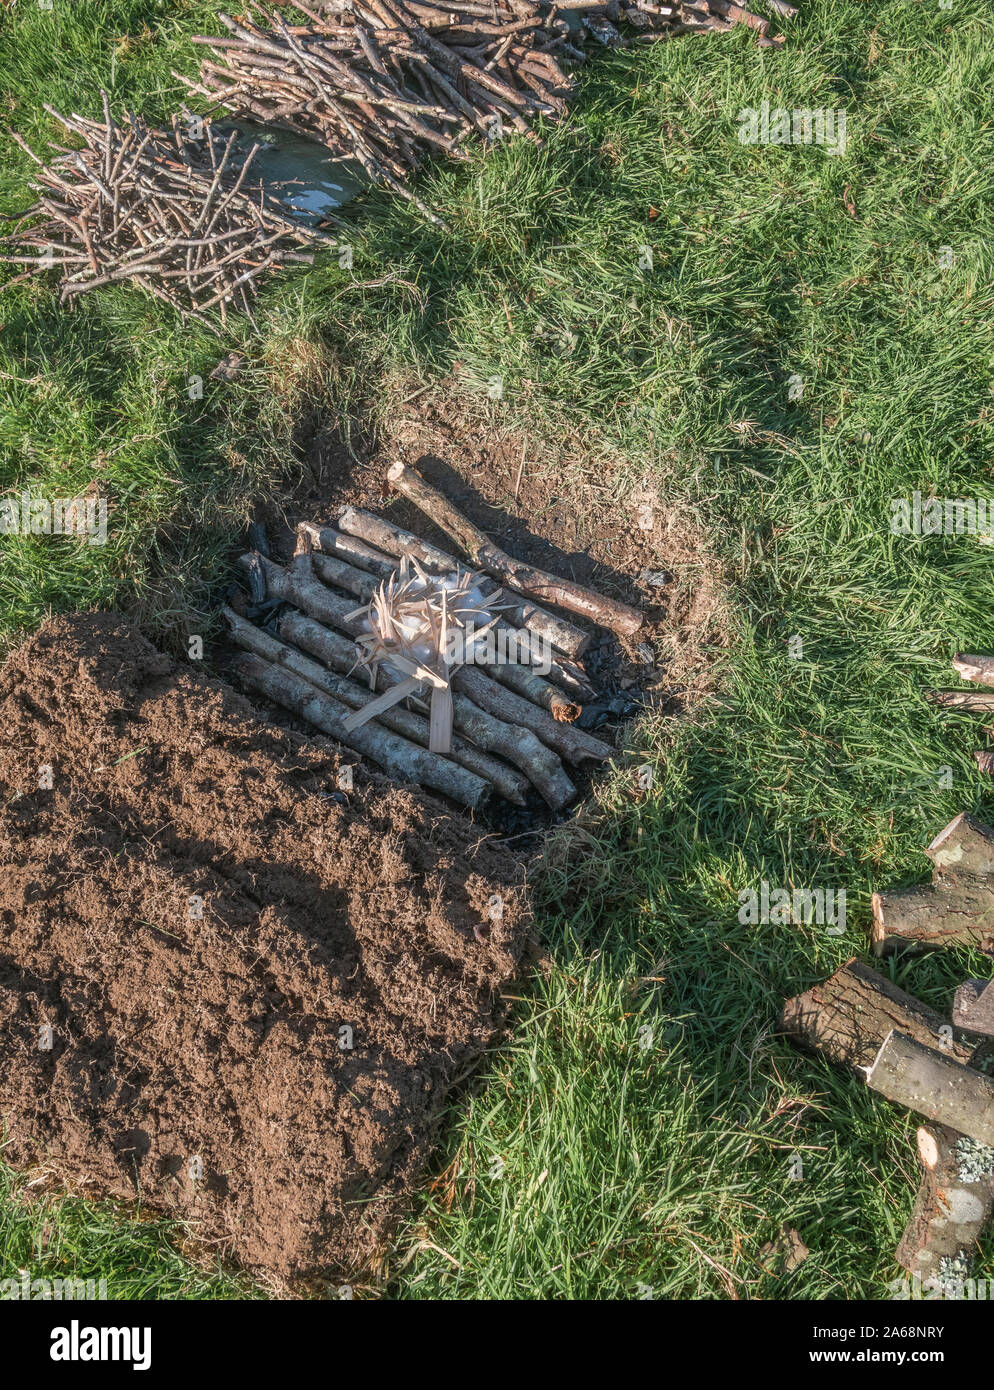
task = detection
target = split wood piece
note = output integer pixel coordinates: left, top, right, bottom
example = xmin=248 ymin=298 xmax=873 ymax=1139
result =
xmin=896 ymin=1122 xmax=994 ymax=1284
xmin=280 ymin=609 xmax=576 ymax=809
xmin=872 ymin=812 xmax=994 ymax=956
xmin=334 ymin=508 xmax=592 ymax=663
xmin=223 ymin=607 xmax=529 ymax=804
xmin=386 ymin=460 xmax=644 ymax=638
xmin=248 ymin=550 xmax=611 ymax=768
xmin=867 ymin=1031 xmax=994 ymax=1149
xmin=952 ymin=980 xmax=994 ymax=1037
xmin=924 ymin=689 xmax=994 ymax=711
xmin=952 ymin=654 xmax=994 ymax=688
xmin=303 ymin=539 xmax=582 ymax=722
xmin=452 ymin=665 xmax=612 ymax=767
xmin=926 ymin=812 xmax=994 ymax=878
xmin=779 ymin=958 xmax=975 ymax=1072
xmin=231 ymin=650 xmax=492 ymax=809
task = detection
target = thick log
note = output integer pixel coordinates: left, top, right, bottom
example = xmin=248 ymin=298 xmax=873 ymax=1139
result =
xmin=231 ymin=651 xmax=492 ymax=809
xmin=926 ymin=812 xmax=994 ymax=878
xmin=278 ymin=609 xmax=576 ymax=810
xmin=779 ymin=959 xmax=974 ymax=1072
xmin=335 ymin=505 xmax=592 ymax=662
xmin=871 ymin=881 xmax=994 ymax=955
xmin=895 ymin=1123 xmax=994 ymax=1282
xmin=386 ymin=460 xmax=644 ymax=638
xmin=867 ymin=1031 xmax=994 ymax=1148
xmin=223 ymin=607 xmax=529 ymax=804
xmin=952 ymin=980 xmax=994 ymax=1036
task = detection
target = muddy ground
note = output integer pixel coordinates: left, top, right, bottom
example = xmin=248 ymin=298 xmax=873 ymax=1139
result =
xmin=0 ymin=612 xmax=530 ymax=1284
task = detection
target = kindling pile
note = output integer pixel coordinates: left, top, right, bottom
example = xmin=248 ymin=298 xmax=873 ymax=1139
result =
xmin=228 ymin=460 xmax=644 ymax=812
xmin=0 ymin=0 xmax=793 ymax=321
xmin=0 ymin=100 xmax=337 ymax=326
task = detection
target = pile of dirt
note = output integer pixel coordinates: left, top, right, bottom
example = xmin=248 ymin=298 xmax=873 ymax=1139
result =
xmin=0 ymin=612 xmax=530 ymax=1283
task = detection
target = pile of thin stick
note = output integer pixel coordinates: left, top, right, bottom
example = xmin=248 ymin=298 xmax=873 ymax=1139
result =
xmin=0 ymin=98 xmax=338 ymax=326
xmin=180 ymin=0 xmax=791 ymax=201
xmin=178 ymin=2 xmax=576 ymax=211
xmin=228 ymin=460 xmax=645 ymax=813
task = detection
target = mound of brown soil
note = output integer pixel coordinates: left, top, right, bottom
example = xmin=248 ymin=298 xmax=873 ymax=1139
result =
xmin=0 ymin=613 xmax=529 ymax=1282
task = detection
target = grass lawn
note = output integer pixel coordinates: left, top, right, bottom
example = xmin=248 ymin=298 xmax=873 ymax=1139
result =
xmin=2 ymin=0 xmax=994 ymax=1299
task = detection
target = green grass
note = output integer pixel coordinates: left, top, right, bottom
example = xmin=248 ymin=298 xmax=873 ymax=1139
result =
xmin=2 ymin=0 xmax=994 ymax=1298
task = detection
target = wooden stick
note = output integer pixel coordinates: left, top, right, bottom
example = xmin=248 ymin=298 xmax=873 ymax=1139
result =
xmin=924 ymin=689 xmax=994 ymax=711
xmin=224 ymin=607 xmax=529 ymax=803
xmin=279 ymin=607 xmax=575 ymax=809
xmin=386 ymin=460 xmax=643 ymax=637
xmin=453 ymin=665 xmax=612 ymax=766
xmin=334 ymin=506 xmax=591 ymax=661
xmin=896 ymin=1123 xmax=994 ymax=1284
xmin=867 ymin=1031 xmax=994 ymax=1148
xmin=779 ymin=959 xmax=975 ymax=1072
xmin=231 ymin=650 xmax=492 ymax=808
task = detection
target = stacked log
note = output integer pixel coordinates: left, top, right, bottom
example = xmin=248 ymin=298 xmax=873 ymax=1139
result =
xmin=227 ymin=462 xmax=636 ymax=814
xmin=781 ymin=813 xmax=994 ymax=1291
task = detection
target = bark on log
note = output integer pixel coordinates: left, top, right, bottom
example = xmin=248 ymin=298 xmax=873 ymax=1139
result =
xmin=231 ymin=651 xmax=493 ymax=810
xmin=304 ymin=519 xmax=592 ymax=702
xmin=335 ymin=504 xmax=592 ymax=662
xmin=952 ymin=980 xmax=994 ymax=1036
xmin=867 ymin=1031 xmax=994 ymax=1148
xmin=279 ymin=608 xmax=577 ymax=810
xmin=926 ymin=812 xmax=994 ymax=878
xmin=895 ymin=1123 xmax=994 ymax=1282
xmin=779 ymin=959 xmax=974 ymax=1072
xmin=453 ymin=664 xmax=613 ymax=766
xmin=871 ymin=881 xmax=994 ymax=955
xmin=386 ymin=460 xmax=644 ymax=638
xmin=224 ymin=607 xmax=529 ymax=804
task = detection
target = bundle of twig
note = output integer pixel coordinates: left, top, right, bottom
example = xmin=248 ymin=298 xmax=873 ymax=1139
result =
xmin=0 ymin=96 xmax=338 ymax=326
xmin=345 ymin=554 xmax=500 ymax=753
xmin=179 ymin=1 xmax=576 ymax=209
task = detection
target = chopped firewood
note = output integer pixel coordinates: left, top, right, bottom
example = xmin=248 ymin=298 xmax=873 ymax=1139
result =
xmin=952 ymin=654 xmax=994 ymax=688
xmin=231 ymin=651 xmax=493 ymax=808
xmin=0 ymin=101 xmax=335 ymax=326
xmin=896 ymin=1124 xmax=994 ymax=1287
xmin=867 ymin=1031 xmax=994 ymax=1149
xmin=779 ymin=958 xmax=975 ymax=1071
xmin=224 ymin=606 xmax=530 ymax=804
xmin=872 ymin=812 xmax=994 ymax=956
xmin=952 ymin=980 xmax=994 ymax=1037
xmin=279 ymin=608 xmax=576 ymax=809
xmin=924 ymin=689 xmax=994 ymax=711
xmin=386 ymin=460 xmax=644 ymax=638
